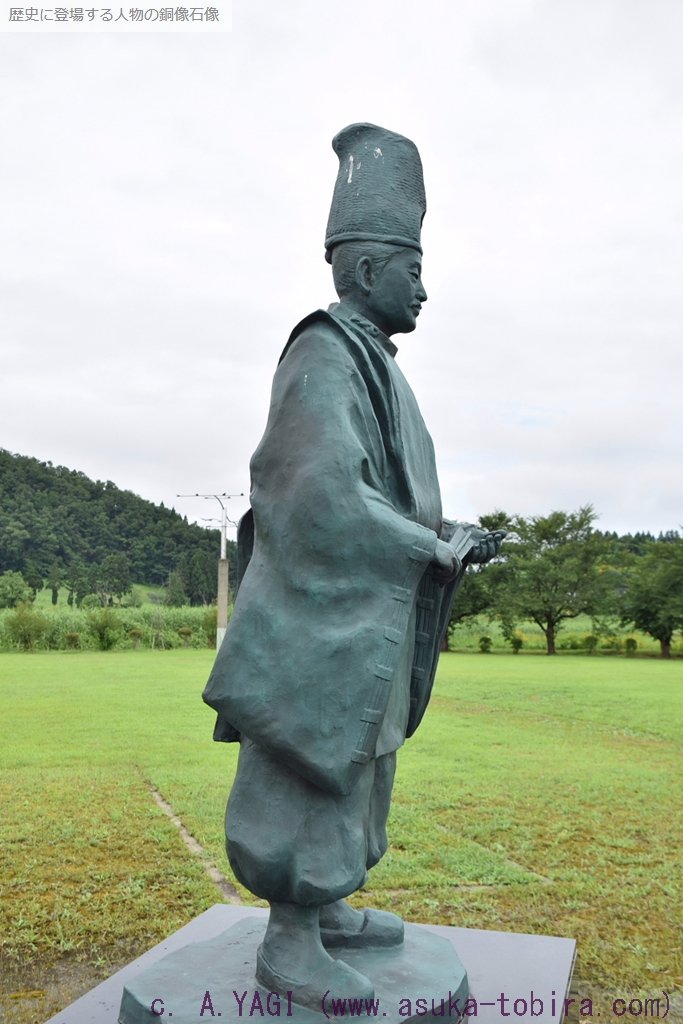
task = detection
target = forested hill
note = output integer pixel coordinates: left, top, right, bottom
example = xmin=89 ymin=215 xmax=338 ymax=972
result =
xmin=0 ymin=449 xmax=232 ymax=599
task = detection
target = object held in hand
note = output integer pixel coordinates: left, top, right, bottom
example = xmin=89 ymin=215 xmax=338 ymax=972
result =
xmin=450 ymin=525 xmax=506 ymax=566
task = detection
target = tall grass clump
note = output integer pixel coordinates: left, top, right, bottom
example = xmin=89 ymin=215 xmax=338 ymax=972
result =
xmin=0 ymin=604 xmax=227 ymax=652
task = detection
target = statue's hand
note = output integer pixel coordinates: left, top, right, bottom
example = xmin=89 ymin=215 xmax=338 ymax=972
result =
xmin=466 ymin=529 xmax=506 ymax=564
xmin=430 ymin=538 xmax=462 ymax=583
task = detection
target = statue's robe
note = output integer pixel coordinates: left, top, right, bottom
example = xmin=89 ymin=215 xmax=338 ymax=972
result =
xmin=203 ymin=304 xmax=461 ymax=796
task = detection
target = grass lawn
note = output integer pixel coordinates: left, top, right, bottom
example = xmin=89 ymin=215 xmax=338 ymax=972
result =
xmin=1 ymin=651 xmax=681 ymax=1022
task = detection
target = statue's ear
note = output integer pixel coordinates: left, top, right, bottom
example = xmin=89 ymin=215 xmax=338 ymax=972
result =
xmin=355 ymin=256 xmax=374 ymax=295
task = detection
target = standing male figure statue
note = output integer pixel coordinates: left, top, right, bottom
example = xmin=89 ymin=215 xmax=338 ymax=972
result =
xmin=203 ymin=123 xmax=503 ymax=1008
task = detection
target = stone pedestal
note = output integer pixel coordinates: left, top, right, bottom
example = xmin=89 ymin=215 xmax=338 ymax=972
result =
xmin=44 ymin=905 xmax=576 ymax=1024
xmin=118 ymin=915 xmax=468 ymax=1024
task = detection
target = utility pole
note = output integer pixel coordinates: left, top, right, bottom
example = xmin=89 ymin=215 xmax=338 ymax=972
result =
xmin=176 ymin=492 xmax=244 ymax=650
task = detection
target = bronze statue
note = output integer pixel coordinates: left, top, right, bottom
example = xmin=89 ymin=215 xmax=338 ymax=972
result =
xmin=203 ymin=123 xmax=503 ymax=1009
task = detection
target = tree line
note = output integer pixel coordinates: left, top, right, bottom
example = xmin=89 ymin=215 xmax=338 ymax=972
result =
xmin=451 ymin=507 xmax=683 ymax=658
xmin=0 ymin=449 xmax=236 ymax=607
xmin=0 ymin=450 xmax=680 ymax=658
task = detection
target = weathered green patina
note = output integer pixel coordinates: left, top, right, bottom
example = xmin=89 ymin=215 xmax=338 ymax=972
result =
xmin=204 ymin=302 xmax=459 ymax=796
xmin=203 ymin=123 xmax=503 ymax=1009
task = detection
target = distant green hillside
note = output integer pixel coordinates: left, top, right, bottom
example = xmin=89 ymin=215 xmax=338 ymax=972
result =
xmin=0 ymin=449 xmax=235 ymax=603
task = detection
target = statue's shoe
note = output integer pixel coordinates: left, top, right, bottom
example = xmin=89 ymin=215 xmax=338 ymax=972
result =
xmin=256 ymin=945 xmax=374 ymax=1011
xmin=320 ymin=908 xmax=404 ymax=948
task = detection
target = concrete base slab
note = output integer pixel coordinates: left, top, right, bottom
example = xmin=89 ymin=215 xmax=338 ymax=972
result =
xmin=44 ymin=905 xmax=575 ymax=1024
xmin=118 ymin=916 xmax=469 ymax=1024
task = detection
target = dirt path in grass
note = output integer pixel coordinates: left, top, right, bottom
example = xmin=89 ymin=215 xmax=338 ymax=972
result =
xmin=146 ymin=782 xmax=242 ymax=904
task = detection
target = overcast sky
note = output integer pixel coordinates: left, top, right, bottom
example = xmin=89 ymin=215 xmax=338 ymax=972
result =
xmin=1 ymin=0 xmax=681 ymax=538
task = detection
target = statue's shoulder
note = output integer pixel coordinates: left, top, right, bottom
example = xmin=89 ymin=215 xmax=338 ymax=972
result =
xmin=278 ymin=309 xmax=352 ymax=365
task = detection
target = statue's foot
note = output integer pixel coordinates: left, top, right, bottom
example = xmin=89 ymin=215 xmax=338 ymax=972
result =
xmin=256 ymin=944 xmax=374 ymax=1010
xmin=320 ymin=901 xmax=404 ymax=948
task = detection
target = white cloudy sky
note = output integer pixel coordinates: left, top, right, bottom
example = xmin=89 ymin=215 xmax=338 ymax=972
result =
xmin=1 ymin=0 xmax=681 ymax=537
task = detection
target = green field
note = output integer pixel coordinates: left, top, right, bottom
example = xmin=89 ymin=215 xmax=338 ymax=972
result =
xmin=1 ymin=651 xmax=681 ymax=1022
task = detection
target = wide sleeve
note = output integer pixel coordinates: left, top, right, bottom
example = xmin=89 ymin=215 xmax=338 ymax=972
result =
xmin=250 ymin=324 xmax=439 ymax=576
xmin=203 ymin=322 xmax=440 ymax=795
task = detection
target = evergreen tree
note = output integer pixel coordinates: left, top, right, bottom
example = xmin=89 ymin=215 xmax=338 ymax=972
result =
xmin=165 ymin=571 xmax=188 ymax=607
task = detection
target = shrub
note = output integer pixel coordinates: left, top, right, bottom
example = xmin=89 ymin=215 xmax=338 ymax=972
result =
xmin=65 ymin=632 xmax=81 ymax=649
xmin=510 ymin=633 xmax=524 ymax=654
xmin=583 ymin=634 xmax=599 ymax=655
xmin=624 ymin=637 xmax=638 ymax=657
xmin=478 ymin=635 xmax=492 ymax=654
xmin=129 ymin=628 xmax=145 ymax=650
xmin=0 ymin=571 xmax=32 ymax=609
xmin=87 ymin=608 xmax=121 ymax=651
xmin=178 ymin=626 xmax=193 ymax=647
xmin=6 ymin=603 xmax=49 ymax=651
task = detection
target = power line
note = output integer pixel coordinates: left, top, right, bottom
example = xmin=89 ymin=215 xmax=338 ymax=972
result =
xmin=176 ymin=491 xmax=245 ymax=650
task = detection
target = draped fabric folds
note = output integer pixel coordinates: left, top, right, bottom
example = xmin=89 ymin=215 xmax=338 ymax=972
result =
xmin=203 ymin=307 xmax=461 ymax=796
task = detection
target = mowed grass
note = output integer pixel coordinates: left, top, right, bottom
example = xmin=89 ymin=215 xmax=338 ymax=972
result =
xmin=1 ymin=651 xmax=681 ymax=1019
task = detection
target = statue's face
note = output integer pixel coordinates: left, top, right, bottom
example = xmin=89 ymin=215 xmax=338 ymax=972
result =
xmin=365 ymin=248 xmax=427 ymax=337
